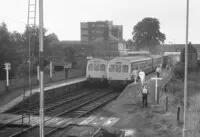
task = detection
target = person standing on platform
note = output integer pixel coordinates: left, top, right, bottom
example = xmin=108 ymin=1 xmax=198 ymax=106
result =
xmin=156 ymin=66 xmax=161 ymax=78
xmin=141 ymin=85 xmax=148 ymax=108
xmin=132 ymin=68 xmax=138 ymax=84
xmin=139 ymin=70 xmax=145 ymax=85
xmin=166 ymin=64 xmax=169 ymax=71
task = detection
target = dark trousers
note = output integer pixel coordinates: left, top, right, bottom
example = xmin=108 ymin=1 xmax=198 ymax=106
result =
xmin=142 ymin=94 xmax=148 ymax=108
xmin=156 ymin=72 xmax=160 ymax=77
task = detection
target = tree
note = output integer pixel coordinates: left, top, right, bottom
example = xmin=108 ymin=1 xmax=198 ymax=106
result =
xmin=126 ymin=39 xmax=135 ymax=50
xmin=173 ymin=61 xmax=184 ymax=79
xmin=132 ymin=17 xmax=166 ymax=50
xmin=64 ymin=47 xmax=75 ymax=62
xmin=46 ymin=33 xmax=59 ymax=44
xmin=23 ymin=26 xmax=60 ymax=58
xmin=180 ymin=42 xmax=198 ymax=71
xmin=0 ymin=22 xmax=20 ymax=79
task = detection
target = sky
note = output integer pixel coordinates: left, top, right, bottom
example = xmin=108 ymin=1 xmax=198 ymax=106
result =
xmin=0 ymin=0 xmax=200 ymax=44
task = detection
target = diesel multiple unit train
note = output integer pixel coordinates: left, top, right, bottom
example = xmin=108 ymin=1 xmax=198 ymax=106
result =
xmin=86 ymin=54 xmax=172 ymax=86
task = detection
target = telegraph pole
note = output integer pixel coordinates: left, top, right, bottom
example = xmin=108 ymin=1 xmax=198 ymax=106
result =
xmin=183 ymin=0 xmax=189 ymax=136
xmin=39 ymin=0 xmax=44 ymax=136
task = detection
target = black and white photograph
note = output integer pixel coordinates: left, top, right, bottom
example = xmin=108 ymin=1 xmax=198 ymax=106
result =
xmin=0 ymin=0 xmax=199 ymax=136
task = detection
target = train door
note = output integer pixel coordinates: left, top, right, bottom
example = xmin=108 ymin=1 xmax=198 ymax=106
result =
xmin=100 ymin=63 xmax=107 ymax=78
xmin=114 ymin=62 xmax=123 ymax=80
xmin=86 ymin=61 xmax=93 ymax=78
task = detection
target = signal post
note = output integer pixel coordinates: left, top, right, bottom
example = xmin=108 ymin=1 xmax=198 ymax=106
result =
xmin=4 ymin=63 xmax=11 ymax=92
xmin=151 ymin=76 xmax=162 ymax=104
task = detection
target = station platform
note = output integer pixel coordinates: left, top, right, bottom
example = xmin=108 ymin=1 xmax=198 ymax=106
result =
xmin=0 ymin=70 xmax=173 ymax=136
xmin=0 ymin=113 xmax=119 ymax=128
xmin=98 ymin=69 xmax=173 ymax=136
xmin=0 ymin=77 xmax=86 ymax=113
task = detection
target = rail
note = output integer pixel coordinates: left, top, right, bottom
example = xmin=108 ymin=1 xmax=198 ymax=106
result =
xmin=7 ymin=88 xmax=116 ymax=137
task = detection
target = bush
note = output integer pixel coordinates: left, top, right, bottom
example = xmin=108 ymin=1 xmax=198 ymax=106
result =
xmin=173 ymin=61 xmax=184 ymax=79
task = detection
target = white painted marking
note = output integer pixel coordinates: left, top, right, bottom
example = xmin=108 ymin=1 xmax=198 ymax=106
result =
xmin=123 ymin=129 xmax=136 ymax=137
xmin=79 ymin=116 xmax=96 ymax=125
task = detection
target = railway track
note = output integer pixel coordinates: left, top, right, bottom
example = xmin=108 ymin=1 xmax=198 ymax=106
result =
xmin=0 ymin=72 xmax=158 ymax=136
xmin=46 ymin=92 xmax=119 ymax=137
xmin=3 ymin=88 xmax=118 ymax=137
xmin=0 ymin=88 xmax=94 ymax=125
xmin=0 ymin=88 xmax=105 ymax=136
xmin=6 ymin=87 xmax=90 ymax=114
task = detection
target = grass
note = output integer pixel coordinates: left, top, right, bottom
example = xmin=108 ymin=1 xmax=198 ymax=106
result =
xmin=187 ymin=94 xmax=200 ymax=137
xmin=165 ymin=70 xmax=200 ymax=136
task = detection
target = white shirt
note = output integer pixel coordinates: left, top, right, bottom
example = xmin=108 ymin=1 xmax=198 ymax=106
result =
xmin=142 ymin=88 xmax=148 ymax=94
xmin=156 ymin=67 xmax=161 ymax=73
xmin=139 ymin=71 xmax=145 ymax=78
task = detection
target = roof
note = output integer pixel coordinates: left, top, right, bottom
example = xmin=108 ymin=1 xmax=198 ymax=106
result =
xmin=150 ymin=55 xmax=162 ymax=59
xmin=109 ymin=56 xmax=152 ymax=63
xmin=59 ymin=41 xmax=92 ymax=49
xmin=164 ymin=52 xmax=181 ymax=55
xmin=60 ymin=41 xmax=82 ymax=45
xmin=88 ymin=58 xmax=107 ymax=62
xmin=162 ymin=44 xmax=200 ymax=52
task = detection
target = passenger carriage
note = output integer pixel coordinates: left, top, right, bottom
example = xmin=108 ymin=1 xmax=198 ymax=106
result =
xmin=107 ymin=55 xmax=154 ymax=86
xmin=86 ymin=58 xmax=108 ymax=83
xmin=150 ymin=55 xmax=162 ymax=70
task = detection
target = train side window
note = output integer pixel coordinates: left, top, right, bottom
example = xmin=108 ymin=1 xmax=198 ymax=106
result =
xmin=122 ymin=65 xmax=128 ymax=72
xmin=94 ymin=63 xmax=100 ymax=71
xmin=100 ymin=64 xmax=106 ymax=71
xmin=116 ymin=65 xmax=121 ymax=73
xmin=109 ymin=65 xmax=115 ymax=72
xmin=88 ymin=64 xmax=93 ymax=70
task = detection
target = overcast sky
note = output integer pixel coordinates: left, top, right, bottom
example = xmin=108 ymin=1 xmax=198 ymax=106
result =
xmin=0 ymin=0 xmax=200 ymax=44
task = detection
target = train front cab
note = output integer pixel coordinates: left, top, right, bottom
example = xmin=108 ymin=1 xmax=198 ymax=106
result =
xmin=107 ymin=58 xmax=132 ymax=88
xmin=86 ymin=59 xmax=108 ymax=85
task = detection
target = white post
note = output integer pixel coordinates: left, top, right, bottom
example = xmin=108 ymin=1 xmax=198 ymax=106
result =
xmin=4 ymin=63 xmax=11 ymax=91
xmin=50 ymin=61 xmax=52 ymax=80
xmin=4 ymin=63 xmax=11 ymax=87
xmin=151 ymin=77 xmax=162 ymax=103
xmin=37 ymin=66 xmax=40 ymax=80
xmin=6 ymin=68 xmax=9 ymax=86
xmin=155 ymin=78 xmax=158 ymax=101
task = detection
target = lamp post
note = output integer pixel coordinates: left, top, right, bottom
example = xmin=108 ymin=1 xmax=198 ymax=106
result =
xmin=183 ymin=0 xmax=189 ymax=136
xmin=39 ymin=0 xmax=44 ymax=136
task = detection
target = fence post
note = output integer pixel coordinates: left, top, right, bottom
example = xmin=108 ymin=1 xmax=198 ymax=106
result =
xmin=177 ymin=106 xmax=180 ymax=121
xmin=157 ymin=88 xmax=159 ymax=104
xmin=166 ymin=96 xmax=168 ymax=112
